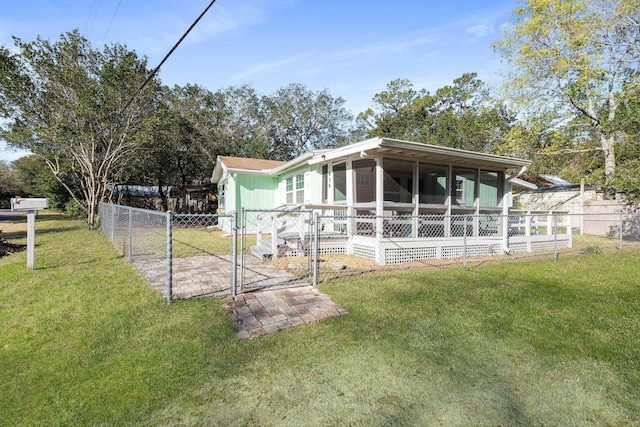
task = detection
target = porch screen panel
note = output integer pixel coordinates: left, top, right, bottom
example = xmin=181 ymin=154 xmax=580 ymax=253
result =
xmin=383 ymin=159 xmax=414 ymax=203
xmin=333 ymin=163 xmax=347 ymax=202
xmin=418 ymin=163 xmax=447 ymax=204
xmin=451 ymin=167 xmax=476 ymax=208
xmin=353 ymin=159 xmax=376 ymax=203
xmin=479 ymin=170 xmax=504 ymax=208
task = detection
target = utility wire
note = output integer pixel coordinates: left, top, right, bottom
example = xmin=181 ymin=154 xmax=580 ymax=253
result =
xmin=102 ymin=0 xmax=123 ymax=44
xmin=84 ymin=0 xmax=101 ymax=36
xmin=120 ymin=0 xmax=217 ymax=114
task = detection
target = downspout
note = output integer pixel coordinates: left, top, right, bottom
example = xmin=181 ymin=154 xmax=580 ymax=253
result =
xmin=506 ymin=165 xmax=528 ymax=182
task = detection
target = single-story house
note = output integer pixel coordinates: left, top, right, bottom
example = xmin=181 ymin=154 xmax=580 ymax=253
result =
xmin=211 ymin=137 xmax=571 ymax=264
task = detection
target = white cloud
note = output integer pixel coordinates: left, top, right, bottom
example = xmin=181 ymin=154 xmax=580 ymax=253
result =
xmin=113 ymin=1 xmax=270 ymax=55
xmin=466 ymin=23 xmax=494 ymax=38
xmin=229 ymin=53 xmax=311 ymax=82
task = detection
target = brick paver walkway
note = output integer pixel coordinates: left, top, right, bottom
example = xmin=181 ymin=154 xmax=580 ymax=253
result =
xmin=222 ymin=286 xmax=348 ymax=339
xmin=135 ymin=254 xmax=302 ymax=299
xmin=133 ymin=255 xmax=348 ymax=338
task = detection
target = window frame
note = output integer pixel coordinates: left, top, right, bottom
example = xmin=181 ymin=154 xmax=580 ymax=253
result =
xmin=285 ymin=173 xmax=305 ymax=204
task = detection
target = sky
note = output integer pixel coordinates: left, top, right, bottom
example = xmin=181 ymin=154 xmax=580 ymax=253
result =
xmin=0 ymin=0 xmax=518 ymax=162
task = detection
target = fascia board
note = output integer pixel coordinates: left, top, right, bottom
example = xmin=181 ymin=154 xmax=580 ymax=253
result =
xmin=380 ymin=138 xmax=531 ymax=168
xmin=268 ymin=152 xmax=314 ymax=176
xmin=307 ymin=138 xmax=383 ymax=165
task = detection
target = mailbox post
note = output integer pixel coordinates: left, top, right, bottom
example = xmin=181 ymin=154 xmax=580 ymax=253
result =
xmin=10 ymin=197 xmax=49 ymax=270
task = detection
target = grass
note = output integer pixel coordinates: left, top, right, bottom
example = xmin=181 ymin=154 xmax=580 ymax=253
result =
xmin=171 ymin=228 xmax=236 ymax=257
xmin=1 ymin=213 xmax=639 ymax=425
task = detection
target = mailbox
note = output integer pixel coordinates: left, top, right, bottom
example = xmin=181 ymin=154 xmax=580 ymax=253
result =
xmin=11 ymin=197 xmax=49 ymax=211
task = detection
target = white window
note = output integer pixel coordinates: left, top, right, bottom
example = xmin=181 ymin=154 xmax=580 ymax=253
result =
xmin=286 ymin=174 xmax=304 ymax=204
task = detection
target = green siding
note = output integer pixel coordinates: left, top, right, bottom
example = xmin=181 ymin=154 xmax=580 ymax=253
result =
xmin=236 ymin=174 xmax=279 ymax=212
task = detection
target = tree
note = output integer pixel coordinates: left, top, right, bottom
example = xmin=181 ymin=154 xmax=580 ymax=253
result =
xmin=132 ymin=85 xmax=213 ymax=212
xmin=0 ymin=161 xmax=18 ymax=208
xmin=263 ymin=83 xmax=353 ymax=160
xmin=494 ymin=0 xmax=640 ymax=183
xmin=357 ymin=74 xmax=515 ymax=153
xmin=355 ymin=78 xmax=424 ymax=138
xmin=0 ymin=30 xmax=157 ymax=225
xmin=9 ymin=155 xmax=71 ymax=209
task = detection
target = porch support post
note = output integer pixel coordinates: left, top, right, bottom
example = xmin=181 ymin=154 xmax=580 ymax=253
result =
xmin=346 ymin=159 xmax=355 ymax=255
xmin=375 ymin=155 xmax=385 ymax=265
xmin=412 ymin=161 xmax=419 ymax=238
xmin=473 ymin=168 xmax=480 ymax=237
xmin=445 ymin=165 xmax=452 ymax=238
xmin=502 ymin=174 xmax=510 ymax=252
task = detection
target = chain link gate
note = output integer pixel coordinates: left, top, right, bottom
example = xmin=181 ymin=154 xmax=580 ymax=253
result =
xmin=239 ymin=208 xmax=314 ymax=292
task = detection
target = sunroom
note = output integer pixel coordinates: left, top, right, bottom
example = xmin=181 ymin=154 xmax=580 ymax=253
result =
xmin=303 ymin=138 xmax=554 ymax=264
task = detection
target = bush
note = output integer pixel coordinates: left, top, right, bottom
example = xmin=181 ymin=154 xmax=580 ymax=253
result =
xmin=64 ymin=199 xmax=86 ymax=219
xmin=580 ymin=245 xmax=602 ymax=255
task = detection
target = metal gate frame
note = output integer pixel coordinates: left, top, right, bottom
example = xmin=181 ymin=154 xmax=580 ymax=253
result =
xmin=239 ymin=208 xmax=315 ymax=293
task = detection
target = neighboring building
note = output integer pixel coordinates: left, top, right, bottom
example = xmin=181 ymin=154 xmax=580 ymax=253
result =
xmin=514 ymin=183 xmax=596 ymax=211
xmin=211 ymin=137 xmax=571 ymax=264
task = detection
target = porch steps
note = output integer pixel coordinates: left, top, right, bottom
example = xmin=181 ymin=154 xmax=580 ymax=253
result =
xmin=250 ymin=244 xmax=272 ymax=260
xmin=249 ymin=237 xmax=286 ymax=261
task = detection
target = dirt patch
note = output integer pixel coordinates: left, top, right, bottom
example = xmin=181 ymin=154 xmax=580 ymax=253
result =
xmin=272 ymin=254 xmax=378 ymax=272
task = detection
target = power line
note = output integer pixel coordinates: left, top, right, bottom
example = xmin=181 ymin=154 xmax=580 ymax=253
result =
xmin=84 ymin=0 xmax=101 ymax=36
xmin=120 ymin=0 xmax=217 ymax=114
xmin=102 ymin=0 xmax=123 ymax=44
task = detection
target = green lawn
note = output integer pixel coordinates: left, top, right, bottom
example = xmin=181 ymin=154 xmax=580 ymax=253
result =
xmin=1 ymin=214 xmax=639 ymax=426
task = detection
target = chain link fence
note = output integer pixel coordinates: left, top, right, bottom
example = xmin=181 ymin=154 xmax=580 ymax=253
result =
xmin=99 ymin=202 xmax=236 ymax=303
xmin=100 ymin=203 xmax=640 ymax=303
xmin=310 ymin=211 xmax=640 ymax=284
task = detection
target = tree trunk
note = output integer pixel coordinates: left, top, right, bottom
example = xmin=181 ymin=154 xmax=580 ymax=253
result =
xmin=157 ymin=176 xmax=168 ymax=212
xmin=601 ymin=133 xmax=616 ymax=184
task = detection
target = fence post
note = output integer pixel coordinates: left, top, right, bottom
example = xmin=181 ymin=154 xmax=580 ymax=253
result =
xmin=231 ymin=213 xmax=237 ymax=297
xmin=271 ymin=215 xmax=278 ymax=259
xmin=502 ymin=213 xmax=509 ymax=254
xmin=463 ymin=215 xmax=467 ymax=269
xmin=313 ymin=212 xmax=320 ymax=286
xmin=553 ymin=214 xmax=558 ymax=261
xmin=110 ymin=205 xmax=116 ymax=243
xmin=128 ymin=206 xmax=133 ymax=262
xmin=567 ymin=213 xmax=573 ymax=248
xmin=307 ymin=211 xmax=313 ymax=283
xmin=240 ymin=208 xmax=246 ymax=293
xmin=619 ymin=212 xmax=623 ymax=250
xmin=166 ymin=210 xmax=173 ymax=305
xmin=525 ymin=211 xmax=532 ymax=253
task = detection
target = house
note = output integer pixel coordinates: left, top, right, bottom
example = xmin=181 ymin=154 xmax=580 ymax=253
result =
xmin=211 ymin=137 xmax=571 ymax=264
